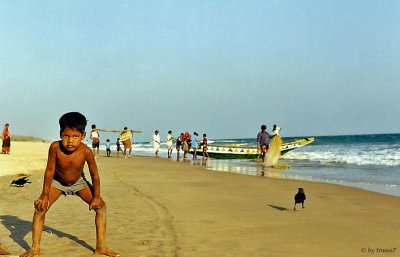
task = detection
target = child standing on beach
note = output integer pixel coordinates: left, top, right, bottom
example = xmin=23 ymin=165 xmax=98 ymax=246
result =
xmin=105 ymin=139 xmax=111 ymax=157
xmin=20 ymin=112 xmax=118 ymax=257
xmin=116 ymin=137 xmax=123 ymax=158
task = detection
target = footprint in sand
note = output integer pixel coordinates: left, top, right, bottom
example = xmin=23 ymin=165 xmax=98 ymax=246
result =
xmin=136 ymin=240 xmax=149 ymax=245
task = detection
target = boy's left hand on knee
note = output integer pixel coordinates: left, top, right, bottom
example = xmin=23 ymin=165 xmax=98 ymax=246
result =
xmin=89 ymin=197 xmax=103 ymax=210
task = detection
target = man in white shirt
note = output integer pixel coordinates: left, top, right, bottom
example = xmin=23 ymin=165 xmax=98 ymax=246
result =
xmin=90 ymin=124 xmax=100 ymax=158
xmin=166 ymin=130 xmax=174 ymax=158
xmin=153 ymin=130 xmax=161 ymax=157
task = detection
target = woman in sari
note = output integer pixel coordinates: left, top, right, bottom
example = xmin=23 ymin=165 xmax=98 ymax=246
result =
xmin=1 ymin=123 xmax=10 ymax=154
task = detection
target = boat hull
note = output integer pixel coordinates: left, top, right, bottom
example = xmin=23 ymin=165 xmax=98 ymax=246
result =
xmin=189 ymin=137 xmax=314 ymax=159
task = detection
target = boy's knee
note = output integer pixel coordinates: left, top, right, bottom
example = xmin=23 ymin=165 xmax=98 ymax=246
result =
xmin=100 ymin=198 xmax=106 ymax=207
xmin=96 ymin=199 xmax=106 ymax=209
xmin=95 ymin=204 xmax=106 ymax=213
xmin=34 ymin=208 xmax=47 ymax=218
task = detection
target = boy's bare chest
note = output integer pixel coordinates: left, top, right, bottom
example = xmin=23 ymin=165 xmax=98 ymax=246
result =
xmin=56 ymin=152 xmax=86 ymax=171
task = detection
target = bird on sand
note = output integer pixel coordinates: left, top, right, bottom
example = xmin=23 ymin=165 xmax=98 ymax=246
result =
xmin=10 ymin=176 xmax=31 ymax=187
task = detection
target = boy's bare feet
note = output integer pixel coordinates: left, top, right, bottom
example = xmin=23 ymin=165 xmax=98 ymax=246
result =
xmin=0 ymin=244 xmax=9 ymax=255
xmin=95 ymin=247 xmax=120 ymax=257
xmin=20 ymin=248 xmax=40 ymax=257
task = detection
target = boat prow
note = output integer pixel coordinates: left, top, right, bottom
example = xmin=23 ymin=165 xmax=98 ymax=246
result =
xmin=280 ymin=137 xmax=314 ymax=155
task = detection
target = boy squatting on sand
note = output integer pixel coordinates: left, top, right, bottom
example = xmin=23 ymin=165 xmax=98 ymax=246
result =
xmin=20 ymin=112 xmax=119 ymax=257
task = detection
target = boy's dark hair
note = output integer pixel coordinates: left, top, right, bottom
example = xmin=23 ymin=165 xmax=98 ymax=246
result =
xmin=203 ymin=134 xmax=207 ymax=137
xmin=92 ymin=124 xmax=96 ymax=129
xmin=59 ymin=112 xmax=87 ymax=134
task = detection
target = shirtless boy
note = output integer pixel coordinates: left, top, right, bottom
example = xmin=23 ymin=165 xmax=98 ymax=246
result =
xmin=20 ymin=112 xmax=118 ymax=257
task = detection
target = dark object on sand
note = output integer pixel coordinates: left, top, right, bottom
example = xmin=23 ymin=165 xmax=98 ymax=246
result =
xmin=294 ymin=188 xmax=306 ymax=210
xmin=10 ymin=176 xmax=31 ymax=187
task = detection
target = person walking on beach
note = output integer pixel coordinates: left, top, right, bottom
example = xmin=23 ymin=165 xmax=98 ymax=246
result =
xmin=1 ymin=123 xmax=11 ymax=154
xmin=153 ymin=130 xmax=161 ymax=157
xmin=176 ymin=133 xmax=183 ymax=160
xmin=257 ymin=124 xmax=274 ymax=161
xmin=90 ymin=124 xmax=100 ymax=158
xmin=191 ymin=132 xmax=199 ymax=159
xmin=105 ymin=139 xmax=111 ymax=157
xmin=20 ymin=112 xmax=119 ymax=257
xmin=120 ymin=127 xmax=135 ymax=158
xmin=202 ymin=133 xmax=209 ymax=159
xmin=166 ymin=130 xmax=174 ymax=158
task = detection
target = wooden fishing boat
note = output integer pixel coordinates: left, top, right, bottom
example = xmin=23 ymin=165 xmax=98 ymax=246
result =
xmin=189 ymin=137 xmax=314 ymax=159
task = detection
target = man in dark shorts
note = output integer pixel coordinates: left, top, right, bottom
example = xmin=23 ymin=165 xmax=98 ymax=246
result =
xmin=90 ymin=124 xmax=100 ymax=158
xmin=257 ymin=124 xmax=273 ymax=160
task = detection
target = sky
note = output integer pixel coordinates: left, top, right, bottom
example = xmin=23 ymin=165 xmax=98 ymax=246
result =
xmin=1 ymin=0 xmax=399 ymax=142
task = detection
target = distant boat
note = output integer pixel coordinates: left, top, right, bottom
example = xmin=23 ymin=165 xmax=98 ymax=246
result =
xmin=189 ymin=137 xmax=314 ymax=159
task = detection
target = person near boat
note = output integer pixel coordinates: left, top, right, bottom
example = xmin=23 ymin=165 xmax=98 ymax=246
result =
xmin=191 ymin=132 xmax=199 ymax=159
xmin=264 ymin=125 xmax=282 ymax=166
xmin=202 ymin=133 xmax=209 ymax=159
xmin=182 ymin=132 xmax=191 ymax=160
xmin=176 ymin=133 xmax=184 ymax=160
xmin=257 ymin=124 xmax=274 ymax=160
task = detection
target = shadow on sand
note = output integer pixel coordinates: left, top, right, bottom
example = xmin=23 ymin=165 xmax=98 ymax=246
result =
xmin=0 ymin=215 xmax=94 ymax=252
xmin=267 ymin=204 xmax=290 ymax=212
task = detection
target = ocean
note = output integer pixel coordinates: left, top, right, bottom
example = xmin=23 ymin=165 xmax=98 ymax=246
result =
xmin=97 ymin=133 xmax=400 ymax=197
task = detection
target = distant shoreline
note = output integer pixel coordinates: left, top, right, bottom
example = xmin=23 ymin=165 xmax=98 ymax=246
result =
xmin=6 ymin=135 xmax=50 ymax=143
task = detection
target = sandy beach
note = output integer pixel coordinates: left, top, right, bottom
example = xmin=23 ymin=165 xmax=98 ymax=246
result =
xmin=0 ymin=141 xmax=399 ymax=257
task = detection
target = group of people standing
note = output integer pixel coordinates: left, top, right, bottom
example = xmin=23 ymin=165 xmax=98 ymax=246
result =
xmin=154 ymin=130 xmax=209 ymax=160
xmin=90 ymin=125 xmax=136 ymax=158
xmin=1 ymin=122 xmax=279 ymax=162
xmin=88 ymin=125 xmax=210 ymax=160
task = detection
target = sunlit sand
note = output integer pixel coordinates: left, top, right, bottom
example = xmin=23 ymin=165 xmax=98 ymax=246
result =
xmin=0 ymin=141 xmax=399 ymax=256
